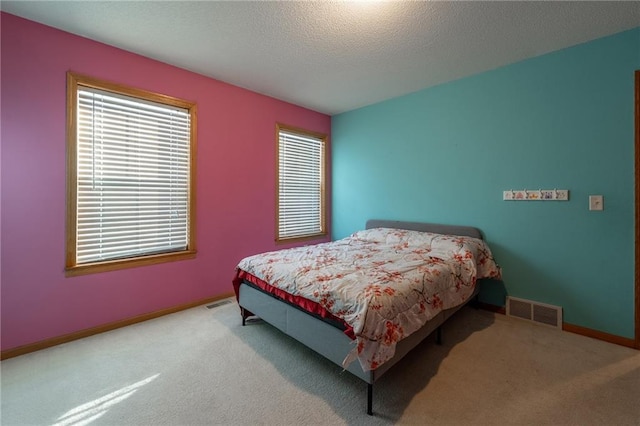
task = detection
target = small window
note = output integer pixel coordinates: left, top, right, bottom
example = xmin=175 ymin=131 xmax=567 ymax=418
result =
xmin=66 ymin=72 xmax=197 ymax=276
xmin=276 ymin=124 xmax=327 ymax=242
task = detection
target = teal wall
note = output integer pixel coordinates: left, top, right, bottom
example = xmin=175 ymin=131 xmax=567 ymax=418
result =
xmin=332 ymin=28 xmax=640 ymax=339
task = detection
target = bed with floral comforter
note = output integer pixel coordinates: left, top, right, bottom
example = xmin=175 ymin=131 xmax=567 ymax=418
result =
xmin=233 ymin=226 xmax=501 ymax=373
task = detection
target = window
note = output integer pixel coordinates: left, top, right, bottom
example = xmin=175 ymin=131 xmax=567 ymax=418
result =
xmin=276 ymin=124 xmax=327 ymax=242
xmin=66 ymin=72 xmax=196 ymax=276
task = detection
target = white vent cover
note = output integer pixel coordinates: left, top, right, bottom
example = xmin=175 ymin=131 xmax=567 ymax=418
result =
xmin=506 ymin=297 xmax=562 ymax=329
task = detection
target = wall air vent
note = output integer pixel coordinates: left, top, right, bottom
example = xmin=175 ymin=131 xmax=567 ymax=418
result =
xmin=506 ymin=297 xmax=562 ymax=329
xmin=206 ymin=299 xmax=232 ymax=310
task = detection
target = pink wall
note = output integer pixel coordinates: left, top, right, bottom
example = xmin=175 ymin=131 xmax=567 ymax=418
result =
xmin=0 ymin=13 xmax=331 ymax=352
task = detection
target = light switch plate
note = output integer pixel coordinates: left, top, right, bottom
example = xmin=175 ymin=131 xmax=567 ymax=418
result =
xmin=503 ymin=189 xmax=569 ymax=201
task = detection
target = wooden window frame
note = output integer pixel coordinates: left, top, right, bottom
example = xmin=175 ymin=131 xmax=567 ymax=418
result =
xmin=66 ymin=72 xmax=197 ymax=276
xmin=275 ymin=123 xmax=327 ymax=243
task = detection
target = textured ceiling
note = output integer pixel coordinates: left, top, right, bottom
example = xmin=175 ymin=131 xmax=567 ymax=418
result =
xmin=2 ymin=1 xmax=639 ymax=115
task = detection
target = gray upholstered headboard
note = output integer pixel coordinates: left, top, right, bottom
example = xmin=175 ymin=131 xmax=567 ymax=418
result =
xmin=365 ymin=219 xmax=483 ymax=240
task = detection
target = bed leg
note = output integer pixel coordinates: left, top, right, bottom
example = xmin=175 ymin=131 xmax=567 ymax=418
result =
xmin=436 ymin=326 xmax=442 ymax=345
xmin=239 ymin=306 xmax=256 ymax=326
xmin=240 ymin=307 xmax=247 ymax=326
xmin=367 ymin=383 xmax=373 ymax=415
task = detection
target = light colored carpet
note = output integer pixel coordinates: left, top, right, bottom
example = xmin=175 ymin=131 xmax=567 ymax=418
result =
xmin=1 ymin=299 xmax=639 ymax=425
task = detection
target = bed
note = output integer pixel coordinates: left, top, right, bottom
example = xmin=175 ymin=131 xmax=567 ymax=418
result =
xmin=232 ymin=219 xmax=501 ymax=415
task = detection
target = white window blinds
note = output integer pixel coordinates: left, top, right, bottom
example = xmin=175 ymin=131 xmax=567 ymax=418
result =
xmin=277 ymin=128 xmax=325 ymax=240
xmin=75 ymin=88 xmax=191 ymax=264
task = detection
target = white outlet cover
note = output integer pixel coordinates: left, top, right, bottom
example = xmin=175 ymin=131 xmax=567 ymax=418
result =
xmin=589 ymin=195 xmax=603 ymax=211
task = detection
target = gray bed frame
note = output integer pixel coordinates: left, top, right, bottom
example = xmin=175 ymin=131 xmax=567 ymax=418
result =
xmin=237 ymin=220 xmax=484 ymax=415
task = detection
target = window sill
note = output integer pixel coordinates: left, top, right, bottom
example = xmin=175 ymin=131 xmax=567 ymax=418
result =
xmin=65 ymin=250 xmax=197 ymax=277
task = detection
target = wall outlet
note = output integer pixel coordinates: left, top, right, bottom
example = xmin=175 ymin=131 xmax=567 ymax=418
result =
xmin=589 ymin=195 xmax=603 ymax=211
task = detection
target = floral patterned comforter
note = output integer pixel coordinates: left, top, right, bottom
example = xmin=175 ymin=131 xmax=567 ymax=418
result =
xmin=236 ymin=228 xmax=501 ymax=371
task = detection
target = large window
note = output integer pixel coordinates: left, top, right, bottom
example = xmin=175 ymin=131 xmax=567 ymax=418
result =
xmin=66 ymin=72 xmax=197 ymax=276
xmin=276 ymin=124 xmax=327 ymax=242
